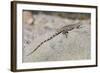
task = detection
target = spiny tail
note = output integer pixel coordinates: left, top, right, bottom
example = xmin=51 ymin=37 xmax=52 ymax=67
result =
xmin=27 ymin=31 xmax=62 ymax=56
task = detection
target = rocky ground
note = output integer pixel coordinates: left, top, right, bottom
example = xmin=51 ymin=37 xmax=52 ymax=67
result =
xmin=22 ymin=12 xmax=91 ymax=62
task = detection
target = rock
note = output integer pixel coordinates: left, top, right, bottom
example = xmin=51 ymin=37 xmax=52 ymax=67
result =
xmin=22 ymin=12 xmax=91 ymax=62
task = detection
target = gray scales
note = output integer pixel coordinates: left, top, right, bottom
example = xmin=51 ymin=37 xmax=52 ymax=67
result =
xmin=27 ymin=22 xmax=81 ymax=56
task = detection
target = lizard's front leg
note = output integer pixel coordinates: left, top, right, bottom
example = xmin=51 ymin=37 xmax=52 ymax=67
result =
xmin=62 ymin=31 xmax=69 ymax=38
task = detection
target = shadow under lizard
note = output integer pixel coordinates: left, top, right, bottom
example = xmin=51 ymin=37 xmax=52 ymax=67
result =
xmin=27 ymin=22 xmax=81 ymax=56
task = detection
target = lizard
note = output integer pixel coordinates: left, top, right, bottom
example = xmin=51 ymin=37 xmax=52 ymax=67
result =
xmin=27 ymin=22 xmax=81 ymax=56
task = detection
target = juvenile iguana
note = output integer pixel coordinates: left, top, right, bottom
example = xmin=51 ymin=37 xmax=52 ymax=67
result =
xmin=27 ymin=22 xmax=81 ymax=56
